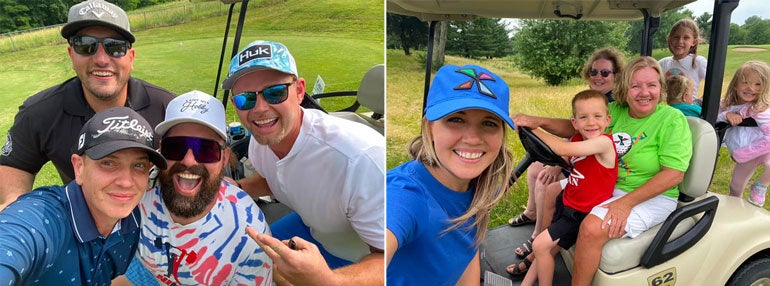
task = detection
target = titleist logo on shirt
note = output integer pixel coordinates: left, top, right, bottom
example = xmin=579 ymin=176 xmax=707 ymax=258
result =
xmin=95 ymin=115 xmax=154 ymax=142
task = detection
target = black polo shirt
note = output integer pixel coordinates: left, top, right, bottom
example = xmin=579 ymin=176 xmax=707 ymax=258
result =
xmin=0 ymin=77 xmax=175 ymax=183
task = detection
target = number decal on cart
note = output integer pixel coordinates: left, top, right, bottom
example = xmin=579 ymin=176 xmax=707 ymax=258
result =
xmin=647 ymin=267 xmax=677 ymax=286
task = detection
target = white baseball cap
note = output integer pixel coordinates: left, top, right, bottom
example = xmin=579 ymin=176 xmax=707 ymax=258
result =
xmin=155 ymin=90 xmax=227 ymax=140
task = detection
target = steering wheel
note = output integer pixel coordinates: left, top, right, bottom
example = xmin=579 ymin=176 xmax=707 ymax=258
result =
xmin=517 ymin=127 xmax=570 ymax=170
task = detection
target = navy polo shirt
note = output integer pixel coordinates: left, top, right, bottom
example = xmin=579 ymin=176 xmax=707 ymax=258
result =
xmin=0 ymin=77 xmax=174 ymax=184
xmin=0 ymin=180 xmax=140 ymax=285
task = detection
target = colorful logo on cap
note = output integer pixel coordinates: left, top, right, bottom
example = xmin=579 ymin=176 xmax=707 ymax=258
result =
xmin=453 ymin=68 xmax=497 ymax=98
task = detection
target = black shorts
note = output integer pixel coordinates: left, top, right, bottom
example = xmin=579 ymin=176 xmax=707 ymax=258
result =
xmin=547 ymin=192 xmax=588 ymax=249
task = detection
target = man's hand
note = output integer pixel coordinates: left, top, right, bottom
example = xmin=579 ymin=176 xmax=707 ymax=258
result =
xmin=246 ymin=227 xmax=338 ymax=285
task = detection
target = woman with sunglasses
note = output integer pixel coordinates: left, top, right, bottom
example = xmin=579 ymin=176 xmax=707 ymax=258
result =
xmin=506 ymin=47 xmax=626 ymax=271
xmin=386 ymin=64 xmax=515 ymax=285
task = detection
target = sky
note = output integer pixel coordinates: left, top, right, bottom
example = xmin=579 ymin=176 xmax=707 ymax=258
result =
xmin=684 ymin=0 xmax=767 ymax=25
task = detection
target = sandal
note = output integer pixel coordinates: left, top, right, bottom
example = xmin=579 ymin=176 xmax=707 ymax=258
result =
xmin=508 ymin=212 xmax=535 ymax=227
xmin=514 ymin=238 xmax=533 ymax=258
xmin=506 ymin=256 xmax=533 ymax=276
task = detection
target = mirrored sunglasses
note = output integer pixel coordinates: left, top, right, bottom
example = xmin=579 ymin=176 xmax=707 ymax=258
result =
xmin=160 ymin=136 xmax=223 ymax=163
xmin=69 ymin=35 xmax=131 ymax=58
xmin=589 ymin=68 xmax=614 ymax=78
xmin=232 ymin=82 xmax=294 ymax=110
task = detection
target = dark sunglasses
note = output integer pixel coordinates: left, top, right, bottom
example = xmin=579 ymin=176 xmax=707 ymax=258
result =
xmin=589 ymin=68 xmax=614 ymax=78
xmin=160 ymin=136 xmax=224 ymax=163
xmin=69 ymin=35 xmax=131 ymax=58
xmin=232 ymin=82 xmax=294 ymax=110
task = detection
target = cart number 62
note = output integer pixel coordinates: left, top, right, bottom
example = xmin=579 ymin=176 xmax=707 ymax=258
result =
xmin=647 ymin=267 xmax=677 ymax=286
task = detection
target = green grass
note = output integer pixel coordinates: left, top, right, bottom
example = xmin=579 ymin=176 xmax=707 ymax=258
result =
xmin=0 ymin=0 xmax=383 ymax=188
xmin=386 ymin=45 xmax=770 ymax=228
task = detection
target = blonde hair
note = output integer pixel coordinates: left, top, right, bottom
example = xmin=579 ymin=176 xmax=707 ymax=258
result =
xmin=581 ymin=47 xmax=625 ymax=81
xmin=666 ymin=75 xmax=693 ymax=104
xmin=572 ymin=89 xmax=608 ymax=115
xmin=613 ymin=57 xmax=667 ymax=106
xmin=667 ymin=19 xmax=701 ymax=69
xmin=721 ymin=60 xmax=770 ymax=113
xmin=408 ymin=117 xmax=513 ymax=245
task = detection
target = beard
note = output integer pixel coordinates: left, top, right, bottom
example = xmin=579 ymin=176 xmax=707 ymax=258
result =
xmin=158 ymin=162 xmax=223 ymax=219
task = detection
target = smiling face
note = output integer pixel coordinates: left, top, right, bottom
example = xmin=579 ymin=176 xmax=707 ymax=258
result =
xmin=73 ymin=148 xmax=152 ymax=235
xmin=736 ymin=72 xmax=763 ymax=104
xmin=68 ymin=26 xmax=135 ymax=104
xmin=158 ymin=123 xmax=229 ymax=222
xmin=588 ymin=58 xmax=616 ymax=95
xmin=232 ymin=69 xmax=305 ymax=157
xmin=627 ymin=67 xmax=662 ymax=118
xmin=571 ymin=97 xmax=611 ymax=140
xmin=427 ymin=109 xmax=504 ymax=192
xmin=667 ymin=26 xmax=698 ymax=59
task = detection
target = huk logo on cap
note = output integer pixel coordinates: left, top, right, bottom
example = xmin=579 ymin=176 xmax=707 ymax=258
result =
xmin=78 ymin=1 xmax=119 ymax=19
xmin=453 ymin=68 xmax=498 ymax=98
xmin=238 ymin=45 xmax=272 ymax=66
xmin=94 ymin=115 xmax=154 ymax=143
xmin=180 ymin=98 xmax=210 ymax=114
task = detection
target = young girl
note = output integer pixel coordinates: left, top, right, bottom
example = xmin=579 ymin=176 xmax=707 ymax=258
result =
xmin=386 ymin=64 xmax=514 ymax=285
xmin=658 ymin=18 xmax=707 ymax=103
xmin=718 ymin=60 xmax=770 ymax=207
xmin=666 ymin=74 xmax=702 ymax=117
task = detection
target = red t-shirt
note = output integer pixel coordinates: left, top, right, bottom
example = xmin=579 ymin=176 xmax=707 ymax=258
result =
xmin=562 ymin=133 xmax=618 ymax=213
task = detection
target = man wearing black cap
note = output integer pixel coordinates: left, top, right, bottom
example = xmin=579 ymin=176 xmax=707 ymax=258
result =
xmin=0 ymin=0 xmax=174 ymax=210
xmin=0 ymin=107 xmax=167 ymax=285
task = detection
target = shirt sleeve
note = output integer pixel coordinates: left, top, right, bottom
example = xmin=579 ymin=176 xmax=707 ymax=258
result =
xmin=0 ymin=106 xmax=48 ymax=174
xmin=0 ymin=190 xmax=67 ymax=284
xmin=658 ymin=109 xmax=692 ymax=172
xmin=386 ymin=171 xmax=427 ymax=250
xmin=345 ymin=144 xmax=385 ymax=251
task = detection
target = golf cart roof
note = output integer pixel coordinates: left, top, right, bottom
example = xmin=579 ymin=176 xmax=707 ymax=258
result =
xmin=388 ymin=0 xmax=696 ymax=21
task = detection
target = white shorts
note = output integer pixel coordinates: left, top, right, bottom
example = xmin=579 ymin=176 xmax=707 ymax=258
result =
xmin=588 ymin=188 xmax=677 ymax=238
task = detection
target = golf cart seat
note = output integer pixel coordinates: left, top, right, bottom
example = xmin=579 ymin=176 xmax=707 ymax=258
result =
xmin=560 ymin=116 xmax=720 ymax=275
xmin=312 ymin=64 xmax=385 ymax=134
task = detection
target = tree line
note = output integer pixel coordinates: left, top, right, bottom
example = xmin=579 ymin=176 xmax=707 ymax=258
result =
xmin=387 ymin=7 xmax=770 ymax=85
xmin=0 ymin=0 xmax=175 ymax=34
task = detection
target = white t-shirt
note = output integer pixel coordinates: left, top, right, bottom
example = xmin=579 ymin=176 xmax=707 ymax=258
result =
xmin=659 ymin=54 xmax=707 ymax=98
xmin=135 ymin=181 xmax=272 ymax=285
xmin=248 ymin=108 xmax=385 ymax=262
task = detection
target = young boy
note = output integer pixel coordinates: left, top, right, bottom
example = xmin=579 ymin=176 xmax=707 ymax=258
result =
xmin=666 ymin=75 xmax=702 ymax=117
xmin=521 ymin=89 xmax=618 ymax=286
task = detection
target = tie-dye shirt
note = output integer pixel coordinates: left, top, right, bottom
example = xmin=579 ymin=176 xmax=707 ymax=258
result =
xmin=134 ymin=181 xmax=272 ymax=285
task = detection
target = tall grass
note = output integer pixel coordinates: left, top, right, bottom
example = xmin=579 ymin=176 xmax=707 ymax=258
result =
xmin=386 ymin=45 xmax=770 ymax=228
xmin=0 ymin=0 xmax=383 ymax=188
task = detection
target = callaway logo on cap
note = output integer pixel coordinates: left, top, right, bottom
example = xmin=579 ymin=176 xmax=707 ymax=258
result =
xmin=60 ymin=0 xmax=135 ymax=43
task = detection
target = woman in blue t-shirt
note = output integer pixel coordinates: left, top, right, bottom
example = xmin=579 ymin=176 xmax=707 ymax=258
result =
xmin=386 ymin=64 xmax=515 ymax=285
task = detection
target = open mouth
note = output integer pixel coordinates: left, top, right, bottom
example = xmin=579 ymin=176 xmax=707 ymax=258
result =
xmin=456 ymin=150 xmax=484 ymax=160
xmin=175 ymin=173 xmax=202 ymax=196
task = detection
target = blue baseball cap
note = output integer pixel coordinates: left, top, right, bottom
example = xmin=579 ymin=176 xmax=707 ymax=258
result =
xmin=425 ymin=64 xmax=514 ymax=129
xmin=222 ymin=40 xmax=298 ymax=90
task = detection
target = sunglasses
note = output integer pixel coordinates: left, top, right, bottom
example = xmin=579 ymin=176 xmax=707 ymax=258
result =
xmin=160 ymin=136 xmax=224 ymax=163
xmin=69 ymin=35 xmax=131 ymax=58
xmin=589 ymin=68 xmax=614 ymax=78
xmin=232 ymin=82 xmax=294 ymax=110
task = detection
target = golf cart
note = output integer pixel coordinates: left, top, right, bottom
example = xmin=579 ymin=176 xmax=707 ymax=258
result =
xmin=388 ymin=0 xmax=770 ymax=285
xmin=212 ymin=0 xmax=385 ymax=223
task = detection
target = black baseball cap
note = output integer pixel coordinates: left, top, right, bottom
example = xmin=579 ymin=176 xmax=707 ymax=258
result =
xmin=76 ymin=107 xmax=166 ymax=169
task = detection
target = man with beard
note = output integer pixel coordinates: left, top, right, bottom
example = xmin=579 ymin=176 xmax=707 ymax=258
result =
xmin=0 ymin=0 xmax=175 ymax=210
xmin=0 ymin=107 xmax=167 ymax=284
xmin=223 ymin=40 xmax=384 ymax=285
xmin=116 ymin=91 xmax=272 ymax=285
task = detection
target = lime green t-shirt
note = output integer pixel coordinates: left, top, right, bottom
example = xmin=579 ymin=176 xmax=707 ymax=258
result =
xmin=607 ymin=103 xmax=692 ymax=198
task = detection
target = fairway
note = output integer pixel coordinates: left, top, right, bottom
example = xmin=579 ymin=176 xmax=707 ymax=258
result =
xmin=0 ymin=0 xmax=384 ymax=188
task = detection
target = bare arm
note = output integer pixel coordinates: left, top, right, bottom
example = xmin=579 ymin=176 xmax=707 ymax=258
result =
xmin=330 ymin=249 xmax=384 ymax=285
xmin=512 ymin=114 xmax=575 ymax=138
xmin=385 ymin=229 xmax=397 ymax=266
xmin=236 ymin=172 xmax=272 ymax=198
xmin=532 ymin=129 xmax=615 ymax=167
xmin=0 ymin=166 xmax=34 ymax=210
